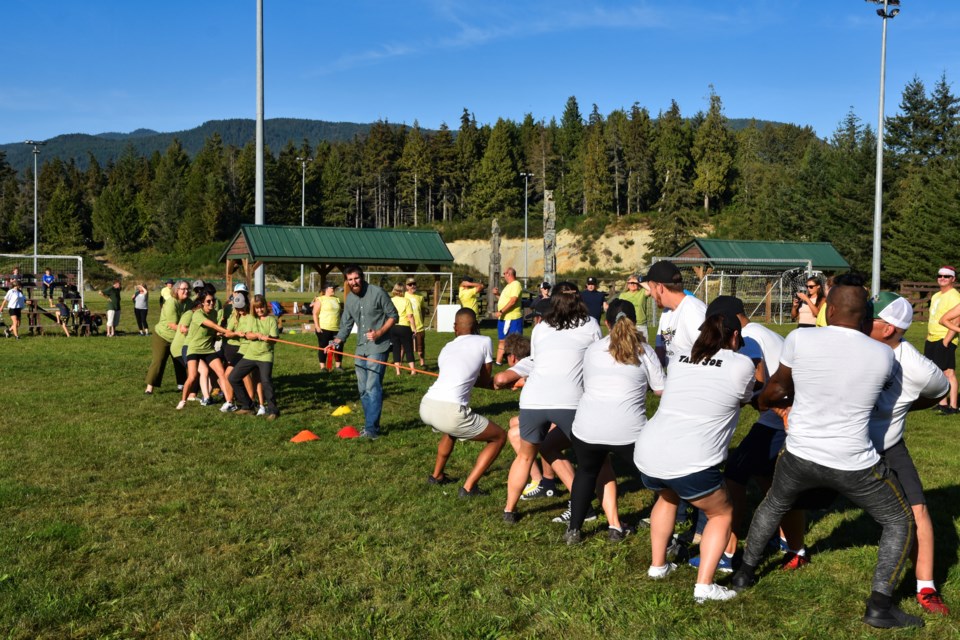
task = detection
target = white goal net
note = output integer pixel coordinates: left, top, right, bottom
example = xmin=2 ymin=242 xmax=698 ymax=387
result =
xmin=0 ymin=253 xmax=85 ymax=307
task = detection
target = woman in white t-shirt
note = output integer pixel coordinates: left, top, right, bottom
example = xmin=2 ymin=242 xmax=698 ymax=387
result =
xmin=634 ymin=307 xmax=757 ymax=603
xmin=564 ymin=299 xmax=664 ymax=544
xmin=502 ymin=282 xmax=602 ymax=523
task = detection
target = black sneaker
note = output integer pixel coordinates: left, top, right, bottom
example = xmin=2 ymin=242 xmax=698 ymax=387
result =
xmin=551 ymin=501 xmax=597 ymax=524
xmin=608 ymin=525 xmax=634 ymax=543
xmin=563 ymin=528 xmax=582 ymax=545
xmin=520 ymin=482 xmax=558 ymax=501
xmin=458 ymin=485 xmax=488 ymax=498
xmin=426 ymin=474 xmax=456 ymax=486
xmin=941 ymin=407 xmax=960 ymax=415
xmin=730 ymin=569 xmax=757 ymax=592
xmin=503 ymin=511 xmax=520 ymax=524
xmin=862 ymin=603 xmax=924 ymax=629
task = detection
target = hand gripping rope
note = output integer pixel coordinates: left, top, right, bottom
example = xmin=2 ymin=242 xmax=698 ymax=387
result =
xmin=263 ymin=336 xmax=440 ymax=378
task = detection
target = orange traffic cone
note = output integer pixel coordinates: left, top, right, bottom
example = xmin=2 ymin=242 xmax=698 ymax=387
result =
xmin=290 ymin=429 xmax=320 ymax=443
xmin=336 ymin=426 xmax=360 ymax=439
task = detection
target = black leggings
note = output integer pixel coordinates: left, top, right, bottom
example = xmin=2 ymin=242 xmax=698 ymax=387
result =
xmin=390 ymin=325 xmax=415 ymax=364
xmin=229 ymin=358 xmax=277 ymax=416
xmin=316 ymin=329 xmax=343 ymax=364
xmin=134 ymin=308 xmax=149 ymax=331
xmin=569 ymin=433 xmax=639 ymax=531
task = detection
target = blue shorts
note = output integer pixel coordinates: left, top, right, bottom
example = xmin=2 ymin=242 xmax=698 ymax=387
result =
xmin=498 ymin=319 xmax=523 ymax=340
xmin=641 ymin=465 xmax=724 ymax=501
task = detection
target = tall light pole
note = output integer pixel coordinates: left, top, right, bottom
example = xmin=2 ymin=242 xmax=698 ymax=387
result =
xmin=254 ymin=0 xmax=265 ymax=295
xmin=520 ymin=172 xmax=533 ymax=288
xmin=24 ymin=140 xmax=45 ymax=274
xmin=868 ymin=0 xmax=900 ymax=297
xmin=296 ymin=156 xmax=313 ymax=292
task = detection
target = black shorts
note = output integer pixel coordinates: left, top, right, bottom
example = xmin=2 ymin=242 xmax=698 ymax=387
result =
xmin=222 ymin=343 xmax=244 ymax=367
xmin=9 ymin=308 xmax=21 ymax=319
xmin=882 ymin=440 xmax=925 ymax=506
xmin=924 ymin=339 xmax=956 ymax=372
xmin=186 ymin=352 xmax=222 ymax=366
xmin=724 ymin=423 xmax=786 ymax=485
xmin=518 ymin=408 xmax=576 ymax=444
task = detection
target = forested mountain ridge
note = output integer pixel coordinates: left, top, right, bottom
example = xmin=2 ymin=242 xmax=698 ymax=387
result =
xmin=0 ymin=119 xmax=381 ymax=172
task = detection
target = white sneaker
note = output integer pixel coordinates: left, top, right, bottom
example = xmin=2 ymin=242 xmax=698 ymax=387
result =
xmin=176 ymin=401 xmax=186 ymax=411
xmin=647 ymin=563 xmax=677 ymax=579
xmin=256 ymin=405 xmax=267 ymax=416
xmin=693 ymin=583 xmax=737 ymax=603
xmin=220 ymin=402 xmax=237 ymax=413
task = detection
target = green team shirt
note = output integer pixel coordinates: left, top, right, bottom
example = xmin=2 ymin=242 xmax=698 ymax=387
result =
xmin=618 ymin=289 xmax=648 ymax=325
xmin=186 ymin=308 xmax=219 ymax=356
xmin=155 ymin=297 xmax=184 ymax=342
xmin=170 ymin=309 xmax=194 ymax=357
xmin=236 ymin=314 xmax=258 ymax=356
xmin=498 ymin=280 xmax=523 ymax=321
xmin=225 ymin=311 xmax=244 ymax=347
xmin=927 ymin=288 xmax=960 ymax=343
xmin=243 ymin=315 xmax=278 ymax=363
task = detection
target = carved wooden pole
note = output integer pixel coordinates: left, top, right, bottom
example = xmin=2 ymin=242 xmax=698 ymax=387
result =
xmin=488 ymin=218 xmax=501 ymax=318
xmin=543 ymin=190 xmax=557 ymax=286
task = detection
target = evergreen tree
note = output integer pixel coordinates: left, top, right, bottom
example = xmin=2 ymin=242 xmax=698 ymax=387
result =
xmin=581 ymin=105 xmax=612 ymax=217
xmin=141 ymin=139 xmax=190 ymax=248
xmin=692 ymin=89 xmax=735 ymax=213
xmin=320 ymin=142 xmax=354 ymax=226
xmin=468 ymin=118 xmax=520 ymax=220
xmin=398 ymin=121 xmax=430 ymax=226
xmin=91 ymin=145 xmax=144 ymax=252
xmin=454 ymin=109 xmax=482 ymax=219
xmin=648 ymin=101 xmax=698 ymax=258
xmin=623 ymin=103 xmax=656 ymax=215
xmin=429 ymin=123 xmax=457 ymax=222
xmin=556 ymin=96 xmax=584 ymax=219
xmin=43 ymin=180 xmax=84 ymax=250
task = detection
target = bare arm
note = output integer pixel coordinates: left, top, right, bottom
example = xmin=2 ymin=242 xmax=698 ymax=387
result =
xmin=758 ymin=363 xmax=794 ymax=411
xmin=938 ymin=302 xmax=960 ymax=345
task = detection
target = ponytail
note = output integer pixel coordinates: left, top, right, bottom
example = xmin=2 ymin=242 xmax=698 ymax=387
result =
xmin=690 ymin=314 xmax=735 ymax=364
xmin=606 ymin=299 xmax=646 ymax=365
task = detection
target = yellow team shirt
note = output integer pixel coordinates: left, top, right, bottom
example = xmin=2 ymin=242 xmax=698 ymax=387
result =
xmin=459 ymin=286 xmax=480 ymax=315
xmin=498 ymin=280 xmax=523 ymax=322
xmin=406 ymin=292 xmax=425 ymax=332
xmin=927 ymin=288 xmax=960 ymax=343
xmin=313 ymin=295 xmax=342 ymax=332
xmin=815 ymin=302 xmax=828 ymax=327
xmin=392 ymin=296 xmax=413 ymax=327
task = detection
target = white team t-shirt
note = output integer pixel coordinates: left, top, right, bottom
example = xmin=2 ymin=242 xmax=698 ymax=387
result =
xmin=519 ymin=318 xmax=602 ymax=410
xmin=572 ymin=338 xmax=665 ymax=445
xmin=781 ymin=326 xmax=893 ymax=471
xmin=424 ymin=334 xmax=493 ymax=406
xmin=742 ymin=322 xmax=786 ymax=431
xmin=868 ymin=340 xmax=948 ymax=452
xmin=634 ymin=348 xmax=755 ymax=478
xmin=508 ymin=356 xmax=534 ymax=379
xmin=658 ymin=295 xmax=707 ymax=366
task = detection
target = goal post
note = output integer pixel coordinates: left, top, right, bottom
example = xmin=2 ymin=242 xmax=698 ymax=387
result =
xmin=0 ymin=253 xmax=85 ymax=307
xmin=650 ymin=256 xmax=815 ymax=325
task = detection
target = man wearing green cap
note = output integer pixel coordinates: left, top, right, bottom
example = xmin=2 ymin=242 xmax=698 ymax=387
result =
xmin=868 ymin=292 xmax=950 ymax=617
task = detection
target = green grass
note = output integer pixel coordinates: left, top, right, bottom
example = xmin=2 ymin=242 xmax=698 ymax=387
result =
xmin=1 ymin=314 xmax=958 ymax=639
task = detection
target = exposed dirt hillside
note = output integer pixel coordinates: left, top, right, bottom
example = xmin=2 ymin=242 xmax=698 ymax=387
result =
xmin=446 ymin=227 xmax=653 ymax=278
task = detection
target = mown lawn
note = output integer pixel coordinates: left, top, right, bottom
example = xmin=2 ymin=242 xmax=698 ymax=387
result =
xmin=0 ymin=308 xmax=957 ymax=639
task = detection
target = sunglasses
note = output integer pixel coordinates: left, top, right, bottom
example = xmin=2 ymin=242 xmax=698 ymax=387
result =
xmin=807 ymin=285 xmax=818 ymax=289
xmin=202 ymin=299 xmax=215 ymax=306
xmin=938 ymin=275 xmax=954 ymax=279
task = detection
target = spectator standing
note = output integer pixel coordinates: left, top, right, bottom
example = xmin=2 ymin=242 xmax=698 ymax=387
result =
xmin=494 ymin=267 xmax=523 ymax=365
xmin=580 ymin=276 xmax=607 ymax=325
xmin=100 ymin=280 xmax=122 ymax=337
xmin=791 ymin=276 xmax=825 ymax=328
xmin=458 ymin=275 xmax=484 ymax=316
xmin=926 ymin=266 xmax=960 ymax=414
xmin=326 ymin=265 xmax=399 ymax=439
xmin=617 ymin=274 xmax=649 ymax=338
xmin=389 ymin=283 xmax=417 ymax=376
xmin=312 ymin=283 xmax=343 ymax=372
xmin=133 ymin=284 xmax=149 ymax=336
xmin=405 ymin=278 xmax=427 ymax=367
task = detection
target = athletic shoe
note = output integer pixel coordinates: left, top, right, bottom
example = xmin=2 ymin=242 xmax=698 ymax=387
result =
xmin=426 ymin=474 xmax=456 ymax=486
xmin=781 ymin=551 xmax=810 ymax=571
xmin=200 ymin=397 xmax=216 ymax=407
xmin=730 ymin=569 xmax=756 ymax=592
xmin=666 ymin=534 xmax=685 ymax=562
xmin=562 ymin=528 xmax=582 ymax=545
xmin=177 ymin=385 xmax=184 ymax=391
xmin=266 ymin=413 xmax=278 ymax=421
xmin=521 ymin=482 xmax=557 ymax=500
xmin=220 ymin=402 xmax=237 ymax=413
xmin=863 ymin=603 xmax=924 ymax=629
xmin=503 ymin=511 xmax=520 ymax=524
xmin=175 ymin=400 xmax=186 ymax=411
xmin=458 ymin=485 xmax=488 ymax=498
xmin=608 ymin=525 xmax=634 ymax=543
xmin=688 ymin=554 xmax=734 ymax=574
xmin=916 ymin=588 xmax=949 ymax=616
xmin=256 ymin=405 xmax=267 ymax=416
xmin=332 ymin=367 xmax=345 ymax=374
xmin=359 ymin=431 xmax=378 ymax=440
xmin=694 ymin=583 xmax=737 ymax=603
xmin=551 ymin=501 xmax=597 ymax=524
xmin=647 ymin=563 xmax=677 ymax=579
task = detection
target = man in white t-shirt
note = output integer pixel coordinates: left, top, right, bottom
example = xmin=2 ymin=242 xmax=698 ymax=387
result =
xmin=868 ymin=292 xmax=950 ymax=616
xmin=732 ymin=280 xmax=921 ymax=630
xmin=421 ymin=308 xmax=506 ymax=498
xmin=645 ymin=261 xmax=706 ymax=368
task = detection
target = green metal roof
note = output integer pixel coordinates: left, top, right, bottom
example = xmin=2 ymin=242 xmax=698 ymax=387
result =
xmin=220 ymin=224 xmax=454 ymax=266
xmin=676 ymin=239 xmax=850 ymax=270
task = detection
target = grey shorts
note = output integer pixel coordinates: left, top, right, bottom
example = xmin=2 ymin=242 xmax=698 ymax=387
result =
xmin=882 ymin=439 xmax=926 ymax=506
xmin=518 ymin=408 xmax=576 ymax=444
xmin=419 ymin=396 xmax=489 ymax=440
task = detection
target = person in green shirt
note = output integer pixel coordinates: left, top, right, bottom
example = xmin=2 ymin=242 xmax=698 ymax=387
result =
xmin=99 ymin=280 xmax=122 ymax=337
xmin=230 ymin=294 xmax=280 ymax=420
xmin=144 ymin=280 xmax=190 ymax=394
xmin=617 ymin=275 xmax=649 ymax=339
xmin=177 ymin=292 xmax=234 ymax=411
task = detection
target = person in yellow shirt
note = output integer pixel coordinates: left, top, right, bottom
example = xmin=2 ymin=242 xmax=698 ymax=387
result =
xmin=405 ymin=278 xmax=427 ymax=367
xmin=927 ymin=266 xmax=960 ymax=413
xmin=495 ymin=267 xmax=524 ymax=365
xmin=390 ymin=283 xmax=417 ymax=375
xmin=458 ymin=275 xmax=484 ymax=316
xmin=312 ymin=283 xmax=344 ymax=372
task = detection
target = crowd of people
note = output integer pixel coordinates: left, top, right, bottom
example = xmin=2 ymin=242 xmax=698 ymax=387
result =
xmin=420 ymin=261 xmax=948 ymax=628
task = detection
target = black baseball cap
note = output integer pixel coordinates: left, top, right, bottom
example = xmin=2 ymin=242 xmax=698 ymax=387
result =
xmin=702 ymin=295 xmax=746 ymax=334
xmin=645 ymin=261 xmax=683 ymax=285
xmin=586 ymin=277 xmax=598 ymax=285
xmin=539 ymin=281 xmax=551 ymax=290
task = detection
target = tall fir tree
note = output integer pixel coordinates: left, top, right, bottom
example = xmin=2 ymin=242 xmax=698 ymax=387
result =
xmin=692 ymin=89 xmax=735 ymax=213
xmin=467 ymin=118 xmax=520 ymax=221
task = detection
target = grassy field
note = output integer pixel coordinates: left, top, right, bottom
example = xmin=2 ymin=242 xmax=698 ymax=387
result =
xmin=1 ymin=297 xmax=958 ymax=639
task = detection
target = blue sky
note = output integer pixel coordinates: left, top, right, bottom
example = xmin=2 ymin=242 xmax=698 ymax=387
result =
xmin=2 ymin=1 xmax=959 ymax=144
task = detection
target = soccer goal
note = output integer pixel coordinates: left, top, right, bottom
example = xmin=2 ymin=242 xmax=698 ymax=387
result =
xmin=0 ymin=253 xmax=85 ymax=307
xmin=650 ymin=256 xmax=816 ymax=325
